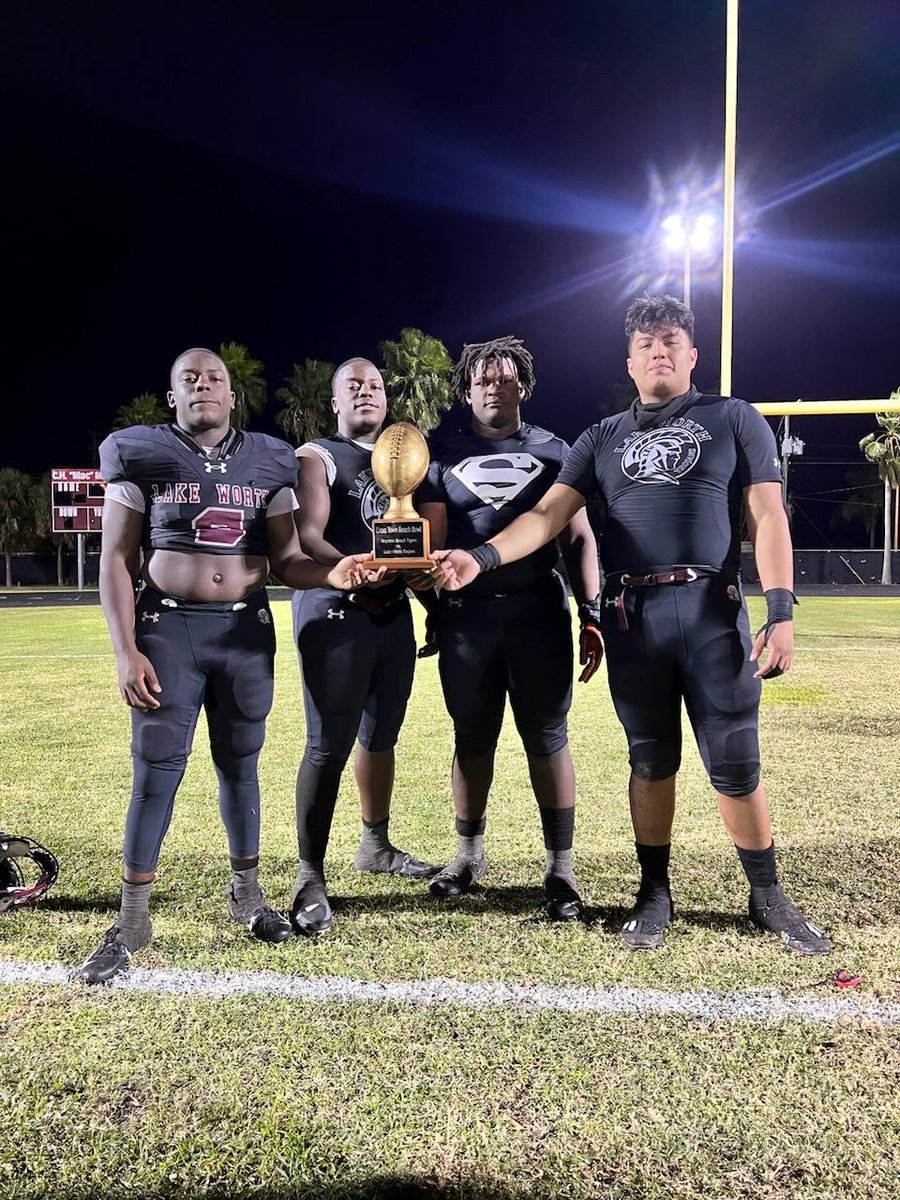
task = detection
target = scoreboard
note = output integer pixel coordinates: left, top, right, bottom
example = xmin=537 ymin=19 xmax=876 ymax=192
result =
xmin=51 ymin=469 xmax=106 ymax=533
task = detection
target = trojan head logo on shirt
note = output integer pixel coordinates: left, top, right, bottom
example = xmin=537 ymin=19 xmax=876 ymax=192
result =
xmin=451 ymin=454 xmax=545 ymax=509
xmin=619 ymin=425 xmax=703 ymax=486
xmin=351 ymin=469 xmax=389 ymax=530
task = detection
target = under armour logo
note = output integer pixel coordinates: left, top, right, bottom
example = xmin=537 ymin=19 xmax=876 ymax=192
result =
xmin=604 ymin=597 xmax=618 ymax=608
xmin=448 ymin=598 xmax=462 ymax=608
xmin=141 ymin=611 xmax=160 ymax=622
xmin=203 ymin=461 xmax=228 ymax=473
xmin=326 ymin=608 xmax=346 ymax=619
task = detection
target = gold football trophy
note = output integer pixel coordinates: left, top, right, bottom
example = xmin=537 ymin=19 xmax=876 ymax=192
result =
xmin=369 ymin=422 xmax=432 ymax=569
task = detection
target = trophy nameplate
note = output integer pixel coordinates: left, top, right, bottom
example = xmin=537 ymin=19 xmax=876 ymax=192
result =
xmin=370 ymin=422 xmax=432 ymax=569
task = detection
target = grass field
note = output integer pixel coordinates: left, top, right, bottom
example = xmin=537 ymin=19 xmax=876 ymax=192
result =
xmin=1 ymin=597 xmax=899 ymax=1199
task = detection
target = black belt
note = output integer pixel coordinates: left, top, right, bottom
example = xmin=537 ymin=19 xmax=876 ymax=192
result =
xmin=606 ymin=567 xmax=712 ymax=631
xmin=346 ymin=588 xmax=407 ymax=616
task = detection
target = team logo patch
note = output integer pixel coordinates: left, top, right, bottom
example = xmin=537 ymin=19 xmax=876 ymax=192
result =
xmin=257 ymin=609 xmax=272 ymax=625
xmin=356 ymin=472 xmax=390 ymax=531
xmin=450 ymin=454 xmax=545 ymax=509
xmin=726 ymin=584 xmax=741 ymax=602
xmin=620 ymin=425 xmax=702 ymax=486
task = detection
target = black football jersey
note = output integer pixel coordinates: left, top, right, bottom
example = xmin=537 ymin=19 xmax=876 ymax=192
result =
xmin=301 ymin=434 xmax=407 ymax=603
xmin=557 ymin=393 xmax=782 ymax=575
xmin=301 ymin=436 xmax=389 ymax=553
xmin=418 ymin=422 xmax=569 ymax=596
xmin=99 ymin=425 xmax=298 ymax=556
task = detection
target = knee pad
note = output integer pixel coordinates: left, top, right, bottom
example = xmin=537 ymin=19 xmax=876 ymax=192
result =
xmin=209 ymin=718 xmax=266 ymax=766
xmin=710 ymin=764 xmax=761 ymax=798
xmin=519 ymin=723 xmax=569 ymax=758
xmin=630 ymin=754 xmax=681 ymax=782
xmin=303 ymin=745 xmax=351 ymax=773
xmin=131 ymin=725 xmax=189 ymax=769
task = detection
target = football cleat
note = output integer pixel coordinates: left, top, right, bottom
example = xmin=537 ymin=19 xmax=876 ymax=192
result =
xmin=227 ymin=884 xmax=292 ymax=944
xmin=620 ymin=886 xmax=673 ymax=951
xmin=428 ymin=856 xmax=488 ymax=898
xmin=749 ymin=883 xmax=833 ymax=956
xmin=544 ymin=874 xmax=584 ymax=922
xmin=353 ymin=845 xmax=441 ymax=879
xmin=290 ymin=880 xmax=333 ymax=936
xmin=247 ymin=905 xmax=293 ymax=944
xmin=76 ymin=923 xmax=151 ymax=985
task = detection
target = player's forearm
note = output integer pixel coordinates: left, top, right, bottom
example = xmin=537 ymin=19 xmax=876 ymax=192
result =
xmin=99 ymin=557 xmax=139 ymax=657
xmin=294 ymin=527 xmax=345 ymax=566
xmin=749 ymin=510 xmax=794 ymax=592
xmin=489 ymin=504 xmax=570 ymax=566
xmin=269 ymin=551 xmax=334 ymax=590
xmin=560 ymin=539 xmax=601 ymax=605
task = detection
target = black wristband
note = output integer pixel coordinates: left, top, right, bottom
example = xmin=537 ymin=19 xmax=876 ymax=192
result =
xmin=764 ymin=587 xmax=797 ymax=623
xmin=578 ymin=596 xmax=603 ymax=628
xmin=757 ymin=587 xmax=797 ymax=642
xmin=469 ymin=543 xmax=501 ymax=573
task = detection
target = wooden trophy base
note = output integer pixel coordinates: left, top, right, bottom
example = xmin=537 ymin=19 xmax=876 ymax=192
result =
xmin=370 ymin=518 xmax=432 ymax=570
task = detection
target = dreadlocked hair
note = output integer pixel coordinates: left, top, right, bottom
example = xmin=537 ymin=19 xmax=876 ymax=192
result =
xmin=451 ymin=335 xmax=536 ymax=403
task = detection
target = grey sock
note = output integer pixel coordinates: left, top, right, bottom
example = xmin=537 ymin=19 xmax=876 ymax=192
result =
xmin=545 ymin=847 xmax=577 ymax=889
xmin=360 ymin=818 xmax=393 ymax=853
xmin=117 ymin=879 xmax=153 ymax=951
xmin=455 ymin=816 xmax=486 ymax=861
xmin=355 ymin=819 xmax=410 ymax=872
xmin=293 ymin=859 xmax=325 ymax=902
xmin=231 ymin=864 xmax=262 ymax=902
xmin=228 ymin=864 xmax=265 ymax=921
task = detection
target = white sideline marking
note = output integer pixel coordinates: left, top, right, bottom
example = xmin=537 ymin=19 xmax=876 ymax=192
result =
xmin=2 ymin=959 xmax=899 ymax=1026
xmin=1 ymin=654 xmax=110 ymax=660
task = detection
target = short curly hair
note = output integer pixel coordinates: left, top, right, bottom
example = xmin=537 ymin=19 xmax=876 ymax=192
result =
xmin=451 ymin=335 xmax=536 ymax=403
xmin=625 ymin=294 xmax=694 ymax=348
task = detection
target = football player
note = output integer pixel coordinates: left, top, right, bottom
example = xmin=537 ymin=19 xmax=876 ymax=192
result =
xmin=433 ymin=297 xmax=832 ymax=956
xmin=417 ymin=336 xmax=602 ymax=921
xmin=289 ymin=358 xmax=438 ymax=936
xmin=77 ymin=348 xmax=369 ymax=984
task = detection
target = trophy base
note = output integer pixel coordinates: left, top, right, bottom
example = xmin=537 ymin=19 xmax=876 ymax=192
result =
xmin=370 ymin=518 xmax=432 ymax=571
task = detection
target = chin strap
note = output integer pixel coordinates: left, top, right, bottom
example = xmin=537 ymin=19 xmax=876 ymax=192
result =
xmin=0 ymin=834 xmax=59 ymax=915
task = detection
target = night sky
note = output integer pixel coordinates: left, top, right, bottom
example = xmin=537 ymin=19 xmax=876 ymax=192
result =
xmin=6 ymin=0 xmax=900 ymax=547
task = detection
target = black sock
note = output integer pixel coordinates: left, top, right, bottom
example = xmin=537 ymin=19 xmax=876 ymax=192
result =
xmin=538 ymin=805 xmax=575 ymax=852
xmin=635 ymin=842 xmax=671 ymax=893
xmin=295 ymin=752 xmax=343 ymax=862
xmin=229 ymin=854 xmax=259 ymax=872
xmin=736 ymin=841 xmax=778 ymax=889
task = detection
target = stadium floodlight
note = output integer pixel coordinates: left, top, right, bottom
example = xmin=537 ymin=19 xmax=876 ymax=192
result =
xmin=660 ymin=211 xmax=718 ymax=306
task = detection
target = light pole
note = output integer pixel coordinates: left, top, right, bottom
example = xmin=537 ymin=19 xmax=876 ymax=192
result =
xmin=660 ymin=212 xmax=717 ymax=308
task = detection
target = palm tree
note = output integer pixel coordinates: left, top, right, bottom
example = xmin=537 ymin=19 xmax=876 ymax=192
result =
xmin=274 ymin=359 xmax=336 ymax=446
xmin=219 ymin=342 xmax=267 ymax=430
xmin=859 ymin=397 xmax=900 ymax=585
xmin=0 ymin=468 xmax=37 ymax=586
xmin=379 ymin=328 xmax=453 ymax=434
xmin=112 ymin=392 xmax=170 ymax=430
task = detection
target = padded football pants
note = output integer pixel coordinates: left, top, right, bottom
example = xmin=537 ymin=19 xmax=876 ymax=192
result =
xmin=599 ymin=574 xmax=761 ymax=797
xmin=123 ymin=587 xmax=276 ymax=872
xmin=292 ymin=588 xmax=415 ymax=861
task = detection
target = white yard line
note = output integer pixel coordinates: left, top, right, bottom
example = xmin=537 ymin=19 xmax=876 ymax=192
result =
xmin=0 ymin=653 xmax=110 ymax=659
xmin=2 ymin=958 xmax=898 ymax=1026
